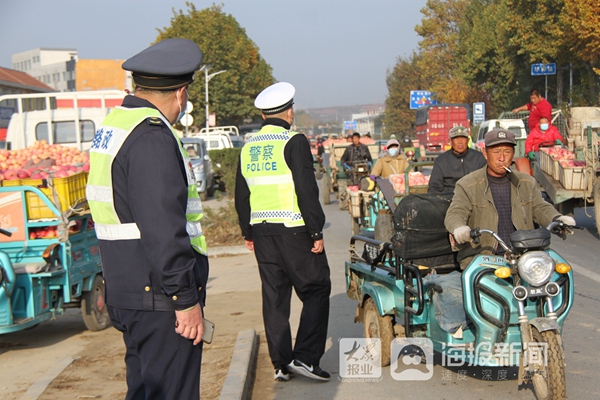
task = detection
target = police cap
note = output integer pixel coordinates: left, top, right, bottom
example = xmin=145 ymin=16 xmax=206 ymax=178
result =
xmin=122 ymin=38 xmax=203 ymax=90
xmin=255 ymin=82 xmax=295 ymax=114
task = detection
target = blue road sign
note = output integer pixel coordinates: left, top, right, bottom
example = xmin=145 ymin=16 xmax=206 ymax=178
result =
xmin=344 ymin=120 xmax=357 ymax=131
xmin=531 ymin=63 xmax=557 ymax=76
xmin=410 ymin=90 xmax=438 ymax=110
xmin=473 ymin=102 xmax=485 ymax=123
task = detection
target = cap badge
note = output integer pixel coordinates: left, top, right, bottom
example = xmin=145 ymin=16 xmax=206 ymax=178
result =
xmin=498 ymin=132 xmax=506 ymax=138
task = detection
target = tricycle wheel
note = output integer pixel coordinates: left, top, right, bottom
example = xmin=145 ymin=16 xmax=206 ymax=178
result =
xmin=363 ymin=297 xmax=393 ymax=367
xmin=594 ymin=182 xmax=600 ymax=232
xmin=339 ymin=180 xmax=349 ymax=210
xmin=529 ymin=327 xmax=566 ymax=400
xmin=322 ymin=173 xmax=331 ymax=205
xmin=82 ymin=275 xmax=111 ymax=331
xmin=374 ymin=211 xmax=394 ymax=242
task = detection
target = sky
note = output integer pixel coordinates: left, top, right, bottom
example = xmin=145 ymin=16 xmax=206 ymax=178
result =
xmin=1 ymin=0 xmax=428 ymax=109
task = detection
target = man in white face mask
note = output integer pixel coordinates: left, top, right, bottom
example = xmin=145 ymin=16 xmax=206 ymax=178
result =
xmin=525 ymin=116 xmax=564 ymax=161
xmin=370 ymin=139 xmax=409 ymax=179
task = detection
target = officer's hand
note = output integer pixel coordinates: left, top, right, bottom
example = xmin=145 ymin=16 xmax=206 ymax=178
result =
xmin=311 ymin=239 xmax=324 ymax=254
xmin=175 ymin=304 xmax=204 ymax=345
xmin=528 ymin=151 xmax=536 ymax=161
xmin=244 ymin=239 xmax=254 ymax=252
xmin=452 ymin=226 xmax=472 ymax=244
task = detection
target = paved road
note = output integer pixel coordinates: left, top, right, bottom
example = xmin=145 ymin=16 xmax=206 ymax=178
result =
xmin=259 ymin=183 xmax=600 ymax=400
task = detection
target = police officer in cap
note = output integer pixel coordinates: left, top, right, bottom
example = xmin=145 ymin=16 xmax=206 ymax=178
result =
xmin=235 ymin=82 xmax=332 ymax=382
xmin=87 ymin=38 xmax=209 ymax=399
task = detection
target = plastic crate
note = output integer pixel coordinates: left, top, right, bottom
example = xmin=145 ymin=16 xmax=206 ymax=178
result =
xmin=558 ymin=164 xmax=585 ymax=190
xmin=539 ymin=149 xmax=555 ymax=177
xmin=2 ymin=172 xmax=88 ymax=219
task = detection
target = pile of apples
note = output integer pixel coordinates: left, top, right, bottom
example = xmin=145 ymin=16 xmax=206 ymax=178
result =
xmin=0 ymin=140 xmax=89 ymax=182
xmin=389 ymin=172 xmax=430 ymax=194
xmin=541 ymin=147 xmax=576 ymax=161
xmin=28 ymin=219 xmax=86 ymax=240
xmin=560 ymin=160 xmax=586 ymax=167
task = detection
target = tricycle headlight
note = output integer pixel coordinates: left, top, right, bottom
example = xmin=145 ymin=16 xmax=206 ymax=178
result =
xmin=517 ymin=251 xmax=555 ymax=286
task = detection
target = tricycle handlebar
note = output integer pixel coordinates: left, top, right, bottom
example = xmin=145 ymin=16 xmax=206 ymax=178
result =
xmin=0 ymin=228 xmax=12 ymax=237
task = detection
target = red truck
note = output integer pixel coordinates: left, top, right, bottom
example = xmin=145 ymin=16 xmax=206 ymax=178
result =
xmin=415 ymin=104 xmax=470 ymax=153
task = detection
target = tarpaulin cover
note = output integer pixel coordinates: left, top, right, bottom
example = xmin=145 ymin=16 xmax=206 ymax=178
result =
xmin=392 ymin=192 xmax=455 ymax=260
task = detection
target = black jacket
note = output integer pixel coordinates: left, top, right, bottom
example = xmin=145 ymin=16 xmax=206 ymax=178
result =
xmin=235 ymin=118 xmax=326 ymax=241
xmin=427 ymin=148 xmax=487 ymax=193
xmin=340 ymin=144 xmax=372 ymax=165
xmin=98 ymin=95 xmax=208 ymax=312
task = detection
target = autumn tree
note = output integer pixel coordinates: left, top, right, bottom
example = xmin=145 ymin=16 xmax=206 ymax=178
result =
xmin=156 ymin=3 xmax=274 ymax=127
xmin=384 ymin=53 xmax=426 ymax=137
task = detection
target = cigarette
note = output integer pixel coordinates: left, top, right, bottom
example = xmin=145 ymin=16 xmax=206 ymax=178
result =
xmin=503 ymin=166 xmax=512 ymax=173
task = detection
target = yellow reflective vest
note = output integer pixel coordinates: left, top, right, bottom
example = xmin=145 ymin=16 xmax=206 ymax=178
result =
xmin=86 ymin=106 xmax=207 ymax=255
xmin=240 ymin=125 xmax=305 ymax=227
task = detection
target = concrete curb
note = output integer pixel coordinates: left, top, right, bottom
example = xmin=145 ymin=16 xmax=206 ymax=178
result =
xmin=209 ymin=245 xmax=251 ymax=258
xmin=219 ymin=329 xmax=259 ymax=400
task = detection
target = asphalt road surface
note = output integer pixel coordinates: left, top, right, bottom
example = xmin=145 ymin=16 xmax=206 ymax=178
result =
xmin=265 ymin=184 xmax=600 ymax=400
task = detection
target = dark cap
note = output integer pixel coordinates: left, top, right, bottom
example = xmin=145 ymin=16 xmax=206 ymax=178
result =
xmin=122 ymin=38 xmax=203 ymax=90
xmin=485 ymin=128 xmax=516 ymax=147
xmin=449 ymin=125 xmax=469 ymax=139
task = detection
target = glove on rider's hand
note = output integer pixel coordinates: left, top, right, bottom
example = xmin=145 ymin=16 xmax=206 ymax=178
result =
xmin=555 ymin=139 xmax=563 ymax=146
xmin=369 ymin=174 xmax=376 ymax=181
xmin=453 ymin=226 xmax=472 ymax=244
xmin=557 ymin=215 xmax=576 ymax=226
xmin=528 ymin=151 xmax=536 ymax=161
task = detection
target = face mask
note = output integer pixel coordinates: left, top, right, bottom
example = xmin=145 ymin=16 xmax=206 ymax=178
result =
xmin=388 ymin=148 xmax=398 ymax=157
xmin=176 ymin=88 xmax=188 ymax=123
xmin=540 ymin=123 xmax=549 ymax=131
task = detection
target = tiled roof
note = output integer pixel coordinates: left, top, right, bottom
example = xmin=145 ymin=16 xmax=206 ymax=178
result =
xmin=0 ymin=67 xmax=54 ymax=91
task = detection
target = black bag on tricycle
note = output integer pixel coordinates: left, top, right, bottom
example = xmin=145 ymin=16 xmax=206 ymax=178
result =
xmin=391 ymin=192 xmax=457 ymax=270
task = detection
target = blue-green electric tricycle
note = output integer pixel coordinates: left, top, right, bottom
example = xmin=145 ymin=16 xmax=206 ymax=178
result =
xmin=0 ymin=185 xmax=109 ymax=334
xmin=346 ymin=192 xmax=573 ymax=400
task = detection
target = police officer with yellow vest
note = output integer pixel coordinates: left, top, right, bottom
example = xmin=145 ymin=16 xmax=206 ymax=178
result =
xmin=86 ymin=38 xmax=208 ymax=399
xmin=235 ymin=82 xmax=332 ymax=382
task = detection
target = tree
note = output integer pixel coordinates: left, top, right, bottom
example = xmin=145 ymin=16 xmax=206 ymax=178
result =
xmin=384 ymin=53 xmax=426 ymax=137
xmin=156 ymin=3 xmax=274 ymax=127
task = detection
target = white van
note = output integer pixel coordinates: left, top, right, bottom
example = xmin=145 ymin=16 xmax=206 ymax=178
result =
xmin=1 ymin=90 xmax=124 ymax=150
xmin=188 ymin=130 xmax=233 ymax=151
xmin=476 ymin=119 xmax=527 ymax=144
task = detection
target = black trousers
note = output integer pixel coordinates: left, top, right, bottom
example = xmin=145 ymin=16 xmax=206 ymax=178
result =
xmin=108 ymin=306 xmax=203 ymax=400
xmin=254 ymin=232 xmax=331 ymax=369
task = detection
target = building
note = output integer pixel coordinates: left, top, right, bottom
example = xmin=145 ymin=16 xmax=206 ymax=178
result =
xmin=12 ymin=48 xmax=77 ymax=92
xmin=0 ymin=66 xmax=54 ymax=141
xmin=11 ymin=48 xmax=130 ymax=92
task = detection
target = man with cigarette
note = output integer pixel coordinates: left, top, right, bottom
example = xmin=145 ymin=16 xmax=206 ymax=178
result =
xmin=444 ymin=128 xmax=575 ymax=270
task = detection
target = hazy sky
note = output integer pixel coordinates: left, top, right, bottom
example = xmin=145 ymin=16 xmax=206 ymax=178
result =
xmin=1 ymin=0 xmax=428 ymax=109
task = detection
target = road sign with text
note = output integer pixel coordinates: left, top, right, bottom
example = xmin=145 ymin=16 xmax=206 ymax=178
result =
xmin=531 ymin=63 xmax=556 ymax=76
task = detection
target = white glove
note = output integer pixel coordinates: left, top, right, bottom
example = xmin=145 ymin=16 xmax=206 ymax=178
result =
xmin=557 ymin=215 xmax=576 ymax=226
xmin=453 ymin=226 xmax=472 ymax=244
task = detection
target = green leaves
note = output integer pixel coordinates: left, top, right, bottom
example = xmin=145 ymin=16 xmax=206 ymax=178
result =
xmin=156 ymin=3 xmax=274 ymax=127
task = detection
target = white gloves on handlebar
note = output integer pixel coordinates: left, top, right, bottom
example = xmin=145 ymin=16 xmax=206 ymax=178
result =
xmin=557 ymin=215 xmax=576 ymax=226
xmin=453 ymin=226 xmax=472 ymax=244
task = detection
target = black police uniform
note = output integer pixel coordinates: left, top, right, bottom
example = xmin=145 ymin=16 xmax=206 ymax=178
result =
xmin=235 ymin=118 xmax=331 ymax=370
xmin=93 ymin=38 xmax=208 ymax=400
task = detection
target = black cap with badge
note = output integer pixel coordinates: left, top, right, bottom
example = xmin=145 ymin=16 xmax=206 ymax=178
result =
xmin=122 ymin=38 xmax=203 ymax=90
xmin=484 ymin=128 xmax=516 ymax=147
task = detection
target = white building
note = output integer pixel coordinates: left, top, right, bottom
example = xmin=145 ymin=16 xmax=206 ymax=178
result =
xmin=12 ymin=48 xmax=78 ymax=92
xmin=352 ymin=106 xmax=384 ymax=137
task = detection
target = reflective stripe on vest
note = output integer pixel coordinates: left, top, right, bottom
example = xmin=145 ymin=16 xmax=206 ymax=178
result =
xmin=87 ymin=106 xmax=207 ymax=255
xmin=240 ymin=126 xmax=305 ymax=227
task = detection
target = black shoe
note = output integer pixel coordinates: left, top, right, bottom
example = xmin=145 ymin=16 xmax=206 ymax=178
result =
xmin=287 ymin=359 xmax=330 ymax=381
xmin=274 ymin=368 xmax=290 ymax=381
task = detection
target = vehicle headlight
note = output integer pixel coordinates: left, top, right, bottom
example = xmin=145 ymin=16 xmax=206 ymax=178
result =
xmin=517 ymin=251 xmax=555 ymax=286
xmin=194 ymin=165 xmax=204 ymax=174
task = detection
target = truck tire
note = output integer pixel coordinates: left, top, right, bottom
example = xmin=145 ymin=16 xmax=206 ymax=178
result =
xmin=339 ymin=180 xmax=349 ymax=210
xmin=374 ymin=211 xmax=394 ymax=242
xmin=322 ymin=173 xmax=331 ymax=205
xmin=200 ymin=191 xmax=207 ymax=201
xmin=82 ymin=275 xmax=111 ymax=332
xmin=363 ymin=297 xmax=393 ymax=367
xmin=207 ymin=178 xmax=215 ymax=197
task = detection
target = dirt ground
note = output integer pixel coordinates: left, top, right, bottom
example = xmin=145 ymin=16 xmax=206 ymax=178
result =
xmin=33 ymin=254 xmax=264 ymax=399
